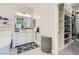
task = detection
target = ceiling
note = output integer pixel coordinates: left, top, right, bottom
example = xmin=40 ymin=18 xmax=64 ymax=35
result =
xmin=20 ymin=3 xmax=40 ymax=9
xmin=19 ymin=3 xmax=79 ymax=11
xmin=69 ymin=3 xmax=79 ymax=10
xmin=0 ymin=3 xmax=40 ymax=9
xmin=0 ymin=3 xmax=79 ymax=10
xmin=21 ymin=3 xmax=79 ymax=10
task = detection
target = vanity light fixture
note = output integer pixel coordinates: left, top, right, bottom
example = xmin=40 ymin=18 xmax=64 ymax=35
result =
xmin=16 ymin=12 xmax=32 ymax=18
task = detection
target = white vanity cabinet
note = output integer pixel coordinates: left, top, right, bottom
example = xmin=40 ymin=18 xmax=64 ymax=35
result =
xmin=12 ymin=31 xmax=35 ymax=48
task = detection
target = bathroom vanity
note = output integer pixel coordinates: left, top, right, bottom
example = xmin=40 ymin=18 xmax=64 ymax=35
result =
xmin=12 ymin=13 xmax=35 ymax=48
xmin=12 ymin=30 xmax=35 ymax=48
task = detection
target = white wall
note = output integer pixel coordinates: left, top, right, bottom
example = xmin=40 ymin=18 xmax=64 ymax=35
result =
xmin=33 ymin=3 xmax=59 ymax=54
xmin=0 ymin=3 xmax=33 ymax=31
xmin=0 ymin=3 xmax=59 ymax=54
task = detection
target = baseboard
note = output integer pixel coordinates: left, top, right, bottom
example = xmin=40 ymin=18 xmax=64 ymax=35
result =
xmin=58 ymin=40 xmax=74 ymax=52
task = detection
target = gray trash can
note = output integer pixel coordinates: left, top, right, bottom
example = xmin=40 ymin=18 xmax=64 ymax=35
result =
xmin=41 ymin=36 xmax=52 ymax=53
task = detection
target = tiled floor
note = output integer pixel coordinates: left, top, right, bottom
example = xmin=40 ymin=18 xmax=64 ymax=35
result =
xmin=9 ymin=47 xmax=53 ymax=55
xmin=59 ymin=41 xmax=79 ymax=55
xmin=10 ymin=41 xmax=79 ymax=55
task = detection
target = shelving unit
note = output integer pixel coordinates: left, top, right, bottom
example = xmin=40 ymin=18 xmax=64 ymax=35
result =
xmin=64 ymin=15 xmax=71 ymax=44
xmin=58 ymin=4 xmax=73 ymax=50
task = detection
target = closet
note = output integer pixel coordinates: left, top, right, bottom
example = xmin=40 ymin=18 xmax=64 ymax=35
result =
xmin=58 ymin=4 xmax=73 ymax=50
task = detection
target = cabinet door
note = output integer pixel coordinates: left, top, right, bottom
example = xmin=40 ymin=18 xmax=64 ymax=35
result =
xmin=12 ymin=33 xmax=25 ymax=48
xmin=25 ymin=32 xmax=34 ymax=43
xmin=76 ymin=16 xmax=79 ymax=33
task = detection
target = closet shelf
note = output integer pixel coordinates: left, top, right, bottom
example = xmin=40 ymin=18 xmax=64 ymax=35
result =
xmin=65 ymin=37 xmax=71 ymax=40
